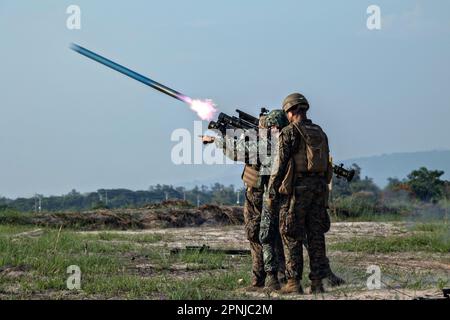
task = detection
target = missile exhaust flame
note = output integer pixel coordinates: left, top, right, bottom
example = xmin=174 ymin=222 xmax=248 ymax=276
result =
xmin=181 ymin=97 xmax=217 ymax=121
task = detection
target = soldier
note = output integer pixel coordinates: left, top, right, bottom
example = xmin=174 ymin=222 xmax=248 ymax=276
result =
xmin=268 ymin=93 xmax=340 ymax=294
xmin=258 ymin=110 xmax=289 ymax=290
xmin=202 ymin=113 xmax=285 ymax=290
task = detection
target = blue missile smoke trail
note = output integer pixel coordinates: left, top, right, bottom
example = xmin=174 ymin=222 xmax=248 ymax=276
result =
xmin=69 ymin=43 xmax=217 ymax=120
xmin=70 ymin=43 xmax=187 ymax=102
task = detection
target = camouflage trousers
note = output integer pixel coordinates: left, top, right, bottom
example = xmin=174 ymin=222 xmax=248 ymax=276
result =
xmin=279 ymin=177 xmax=331 ymax=281
xmin=259 ymin=196 xmax=286 ymax=276
xmin=303 ymin=236 xmax=331 ymax=277
xmin=243 ymin=188 xmax=265 ymax=284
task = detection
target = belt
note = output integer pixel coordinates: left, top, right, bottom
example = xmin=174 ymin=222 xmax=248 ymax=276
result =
xmin=295 ymin=173 xmax=326 ymax=186
xmin=296 ymin=172 xmax=325 ymax=178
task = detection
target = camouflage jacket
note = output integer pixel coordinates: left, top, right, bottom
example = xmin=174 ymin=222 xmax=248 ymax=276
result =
xmin=214 ymin=131 xmax=275 ymax=165
xmin=268 ymin=120 xmax=308 ymax=198
xmin=214 ymin=131 xmax=275 ymax=188
xmin=214 ymin=132 xmax=259 ymax=164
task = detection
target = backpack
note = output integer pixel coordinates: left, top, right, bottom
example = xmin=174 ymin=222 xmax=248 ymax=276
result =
xmin=292 ymin=122 xmax=329 ymax=173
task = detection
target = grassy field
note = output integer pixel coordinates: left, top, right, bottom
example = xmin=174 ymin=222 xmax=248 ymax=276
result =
xmin=0 ymin=225 xmax=251 ymax=299
xmin=330 ymin=227 xmax=450 ymax=253
xmin=0 ymin=219 xmax=448 ymax=300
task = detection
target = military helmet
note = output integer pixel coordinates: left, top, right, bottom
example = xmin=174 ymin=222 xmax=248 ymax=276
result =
xmin=265 ymin=109 xmax=289 ymax=129
xmin=282 ymin=93 xmax=309 ymax=112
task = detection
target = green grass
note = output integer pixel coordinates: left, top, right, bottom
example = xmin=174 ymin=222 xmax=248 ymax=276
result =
xmin=173 ymin=251 xmax=228 ymax=270
xmin=81 ymin=275 xmax=161 ymax=298
xmin=0 ymin=230 xmax=125 ymax=274
xmin=0 ymin=224 xmax=37 ymax=235
xmin=332 ymin=213 xmax=405 ymax=222
xmin=1 ymin=219 xmax=448 ymax=299
xmin=0 ymin=211 xmax=34 ymax=226
xmin=376 ymin=266 xmax=450 ymax=291
xmin=330 ymin=220 xmax=449 ymax=253
xmin=80 ymin=268 xmax=252 ymax=299
xmin=80 ymin=232 xmax=168 ymax=244
xmin=330 ymin=231 xmax=449 ymax=253
xmin=159 ymin=269 xmax=251 ymax=299
xmin=0 ymin=226 xmax=251 ymax=299
xmin=409 ymin=222 xmax=449 ymax=233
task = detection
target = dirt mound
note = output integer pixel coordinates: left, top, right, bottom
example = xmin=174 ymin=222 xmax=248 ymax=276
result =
xmin=141 ymin=204 xmax=244 ymax=228
xmin=199 ymin=204 xmax=242 ymax=225
xmin=143 ymin=199 xmax=194 ymax=209
xmin=19 ymin=205 xmax=244 ymax=230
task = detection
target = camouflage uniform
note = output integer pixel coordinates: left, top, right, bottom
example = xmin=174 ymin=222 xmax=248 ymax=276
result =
xmin=259 ymin=190 xmax=285 ymax=277
xmin=242 ymin=186 xmax=265 ymax=285
xmin=258 ymin=112 xmax=287 ymax=278
xmin=214 ymin=131 xmax=267 ymax=286
xmin=269 ymin=119 xmax=331 ymax=282
xmin=214 ymin=126 xmax=285 ymax=285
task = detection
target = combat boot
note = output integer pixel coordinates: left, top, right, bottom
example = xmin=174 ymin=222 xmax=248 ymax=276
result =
xmin=278 ymin=272 xmax=287 ymax=285
xmin=310 ymin=279 xmax=325 ymax=294
xmin=327 ymin=272 xmax=346 ymax=287
xmin=265 ymin=272 xmax=281 ymax=291
xmin=280 ymin=278 xmax=304 ymax=294
xmin=245 ymin=276 xmax=265 ymax=292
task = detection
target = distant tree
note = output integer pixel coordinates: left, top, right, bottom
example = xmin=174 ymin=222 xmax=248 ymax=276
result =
xmin=386 ymin=177 xmax=402 ymax=190
xmin=0 ymin=196 xmax=8 ymax=208
xmin=444 ymin=182 xmax=450 ymax=199
xmin=68 ymin=189 xmax=80 ymax=196
xmin=91 ymin=201 xmax=109 ymax=210
xmin=385 ymin=177 xmax=411 ymax=193
xmin=405 ymin=167 xmax=445 ymax=202
xmin=350 ymin=176 xmax=380 ymax=195
xmin=210 ymin=184 xmax=236 ymax=205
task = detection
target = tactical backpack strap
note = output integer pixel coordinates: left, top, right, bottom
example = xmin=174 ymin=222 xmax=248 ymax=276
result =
xmin=292 ymin=122 xmax=311 ymax=145
xmin=292 ymin=122 xmax=311 ymax=161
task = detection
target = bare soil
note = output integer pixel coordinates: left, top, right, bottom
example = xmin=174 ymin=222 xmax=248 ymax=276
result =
xmin=25 ymin=201 xmax=244 ymax=230
xmin=78 ymin=222 xmax=449 ymax=300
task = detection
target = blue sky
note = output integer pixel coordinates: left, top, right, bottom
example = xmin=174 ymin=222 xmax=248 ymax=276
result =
xmin=1 ymin=0 xmax=449 ymax=198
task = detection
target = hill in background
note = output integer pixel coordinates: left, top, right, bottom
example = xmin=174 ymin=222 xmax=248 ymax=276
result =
xmin=341 ymin=150 xmax=450 ymax=187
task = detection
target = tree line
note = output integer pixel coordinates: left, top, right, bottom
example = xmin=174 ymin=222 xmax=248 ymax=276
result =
xmin=0 ymin=184 xmax=244 ymax=212
xmin=0 ymin=165 xmax=448 ymax=214
xmin=330 ymin=165 xmax=449 ymax=217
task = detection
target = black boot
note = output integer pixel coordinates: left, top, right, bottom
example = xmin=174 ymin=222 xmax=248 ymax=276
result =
xmin=327 ymin=272 xmax=346 ymax=287
xmin=278 ymin=271 xmax=287 ymax=285
xmin=310 ymin=279 xmax=325 ymax=294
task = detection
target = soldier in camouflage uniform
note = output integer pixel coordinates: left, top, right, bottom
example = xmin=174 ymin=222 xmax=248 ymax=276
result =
xmin=258 ymin=110 xmax=289 ymax=290
xmin=268 ymin=93 xmax=340 ymax=294
xmin=242 ymin=183 xmax=266 ymax=289
xmin=202 ymin=114 xmax=285 ymax=289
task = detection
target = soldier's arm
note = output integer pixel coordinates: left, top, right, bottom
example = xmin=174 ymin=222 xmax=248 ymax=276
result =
xmin=214 ymin=132 xmax=258 ymax=164
xmin=214 ymin=135 xmax=237 ymax=161
xmin=268 ymin=128 xmax=293 ymax=198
